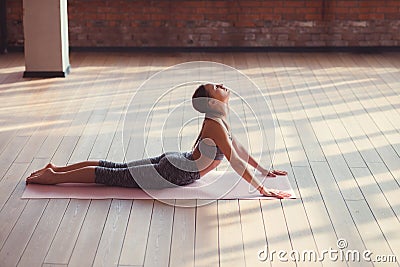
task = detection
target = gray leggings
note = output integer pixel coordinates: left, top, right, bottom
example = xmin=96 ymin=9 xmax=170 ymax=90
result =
xmin=94 ymin=151 xmax=200 ymax=189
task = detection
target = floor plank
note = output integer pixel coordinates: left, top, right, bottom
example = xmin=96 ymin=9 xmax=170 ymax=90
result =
xmin=118 ymin=200 xmax=154 ymax=266
xmin=350 ymin=166 xmax=400 ymax=258
xmin=92 ymin=199 xmax=132 ymax=267
xmin=238 ymin=199 xmax=268 ymax=267
xmin=143 ymin=200 xmax=175 ymax=267
xmin=366 ymin=162 xmax=400 ymax=220
xmin=0 ymin=162 xmax=29 ymax=211
xmin=68 ymin=200 xmax=112 ymax=267
xmin=0 ymin=199 xmax=48 ymax=267
xmin=310 ymin=161 xmax=373 ymax=267
xmin=292 ymin=166 xmax=345 ymax=267
xmin=310 ymin=54 xmax=383 ymax=165
xmin=169 ymin=200 xmax=196 ymax=267
xmin=194 ymin=200 xmax=219 ymax=267
xmin=44 ymin=199 xmax=90 ymax=265
xmin=218 ymin=200 xmax=246 ymax=267
xmin=0 ymin=161 xmax=37 ymax=247
xmin=17 ymin=199 xmax=69 ymax=267
xmin=260 ymin=201 xmax=294 ymax=267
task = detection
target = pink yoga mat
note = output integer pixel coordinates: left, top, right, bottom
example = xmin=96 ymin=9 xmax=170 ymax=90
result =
xmin=22 ymin=171 xmax=296 ymax=200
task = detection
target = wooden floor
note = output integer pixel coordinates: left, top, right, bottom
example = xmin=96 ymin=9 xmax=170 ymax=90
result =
xmin=0 ymin=52 xmax=399 ymax=267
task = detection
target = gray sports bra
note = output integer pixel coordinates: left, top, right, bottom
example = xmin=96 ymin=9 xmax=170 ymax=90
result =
xmin=196 ymin=118 xmax=232 ymax=160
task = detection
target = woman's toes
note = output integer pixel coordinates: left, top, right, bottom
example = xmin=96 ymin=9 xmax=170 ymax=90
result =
xmin=30 ymin=171 xmax=43 ymax=178
xmin=26 ymin=168 xmax=56 ymax=185
xmin=26 ymin=176 xmax=35 ymax=184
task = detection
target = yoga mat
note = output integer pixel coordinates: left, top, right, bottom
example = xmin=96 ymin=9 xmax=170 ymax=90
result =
xmin=22 ymin=171 xmax=296 ymax=200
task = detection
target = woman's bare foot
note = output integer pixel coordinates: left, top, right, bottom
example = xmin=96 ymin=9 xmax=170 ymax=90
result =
xmin=29 ymin=163 xmax=57 ymax=178
xmin=26 ymin=168 xmax=58 ymax=185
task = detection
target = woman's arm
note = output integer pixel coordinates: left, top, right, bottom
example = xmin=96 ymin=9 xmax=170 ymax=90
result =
xmin=232 ymin=136 xmax=287 ymax=177
xmin=232 ymin=136 xmax=267 ymax=173
xmin=205 ymin=120 xmax=290 ymax=198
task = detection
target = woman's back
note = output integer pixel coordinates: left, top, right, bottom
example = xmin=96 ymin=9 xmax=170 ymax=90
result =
xmin=191 ymin=117 xmax=232 ymax=177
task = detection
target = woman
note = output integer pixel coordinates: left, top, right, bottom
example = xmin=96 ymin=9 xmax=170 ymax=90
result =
xmin=26 ymin=84 xmax=290 ymax=199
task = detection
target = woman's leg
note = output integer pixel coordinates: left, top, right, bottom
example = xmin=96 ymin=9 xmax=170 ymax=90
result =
xmin=26 ymin=166 xmax=96 ymax=185
xmin=95 ymin=155 xmax=164 ymax=169
xmin=54 ymin=161 xmax=100 ymax=172
xmin=125 ymin=154 xmax=165 ymax=166
xmin=26 ymin=154 xmax=179 ymax=188
xmin=26 ymin=163 xmax=166 ymax=188
xmin=95 ymin=163 xmax=175 ymax=189
xmin=30 ymin=154 xmax=165 ymax=178
xmin=29 ymin=161 xmax=100 ymax=177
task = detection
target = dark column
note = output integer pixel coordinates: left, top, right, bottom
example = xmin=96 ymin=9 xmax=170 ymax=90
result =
xmin=0 ymin=0 xmax=7 ymax=54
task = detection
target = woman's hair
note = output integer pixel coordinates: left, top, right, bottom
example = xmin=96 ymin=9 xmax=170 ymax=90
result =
xmin=192 ymin=85 xmax=209 ymax=149
xmin=192 ymin=84 xmax=211 ymax=114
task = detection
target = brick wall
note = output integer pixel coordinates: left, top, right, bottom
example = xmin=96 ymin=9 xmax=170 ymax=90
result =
xmin=5 ymin=0 xmax=23 ymax=47
xmin=5 ymin=0 xmax=400 ymax=48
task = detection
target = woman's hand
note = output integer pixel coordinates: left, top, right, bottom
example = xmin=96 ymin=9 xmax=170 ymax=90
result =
xmin=259 ymin=186 xmax=291 ymax=199
xmin=261 ymin=169 xmax=288 ymax=177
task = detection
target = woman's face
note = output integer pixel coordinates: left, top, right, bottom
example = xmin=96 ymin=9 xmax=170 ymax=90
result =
xmin=204 ymin=83 xmax=230 ymax=103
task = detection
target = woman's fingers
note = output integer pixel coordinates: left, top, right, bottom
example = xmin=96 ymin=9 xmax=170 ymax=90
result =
xmin=261 ymin=188 xmax=291 ymax=199
xmin=277 ymin=191 xmax=292 ymax=198
xmin=272 ymin=169 xmax=287 ymax=175
xmin=265 ymin=170 xmax=286 ymax=177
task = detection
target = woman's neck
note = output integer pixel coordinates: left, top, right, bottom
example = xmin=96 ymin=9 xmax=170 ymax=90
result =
xmin=205 ymin=115 xmax=230 ymax=132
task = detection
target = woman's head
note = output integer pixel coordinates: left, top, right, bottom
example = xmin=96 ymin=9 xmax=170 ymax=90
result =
xmin=192 ymin=85 xmax=209 ymax=114
xmin=192 ymin=83 xmax=230 ymax=115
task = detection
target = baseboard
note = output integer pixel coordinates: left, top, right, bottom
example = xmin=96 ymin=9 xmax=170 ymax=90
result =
xmin=23 ymin=65 xmax=71 ymax=78
xmin=7 ymin=46 xmax=400 ymax=54
xmin=69 ymin=46 xmax=400 ymax=53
